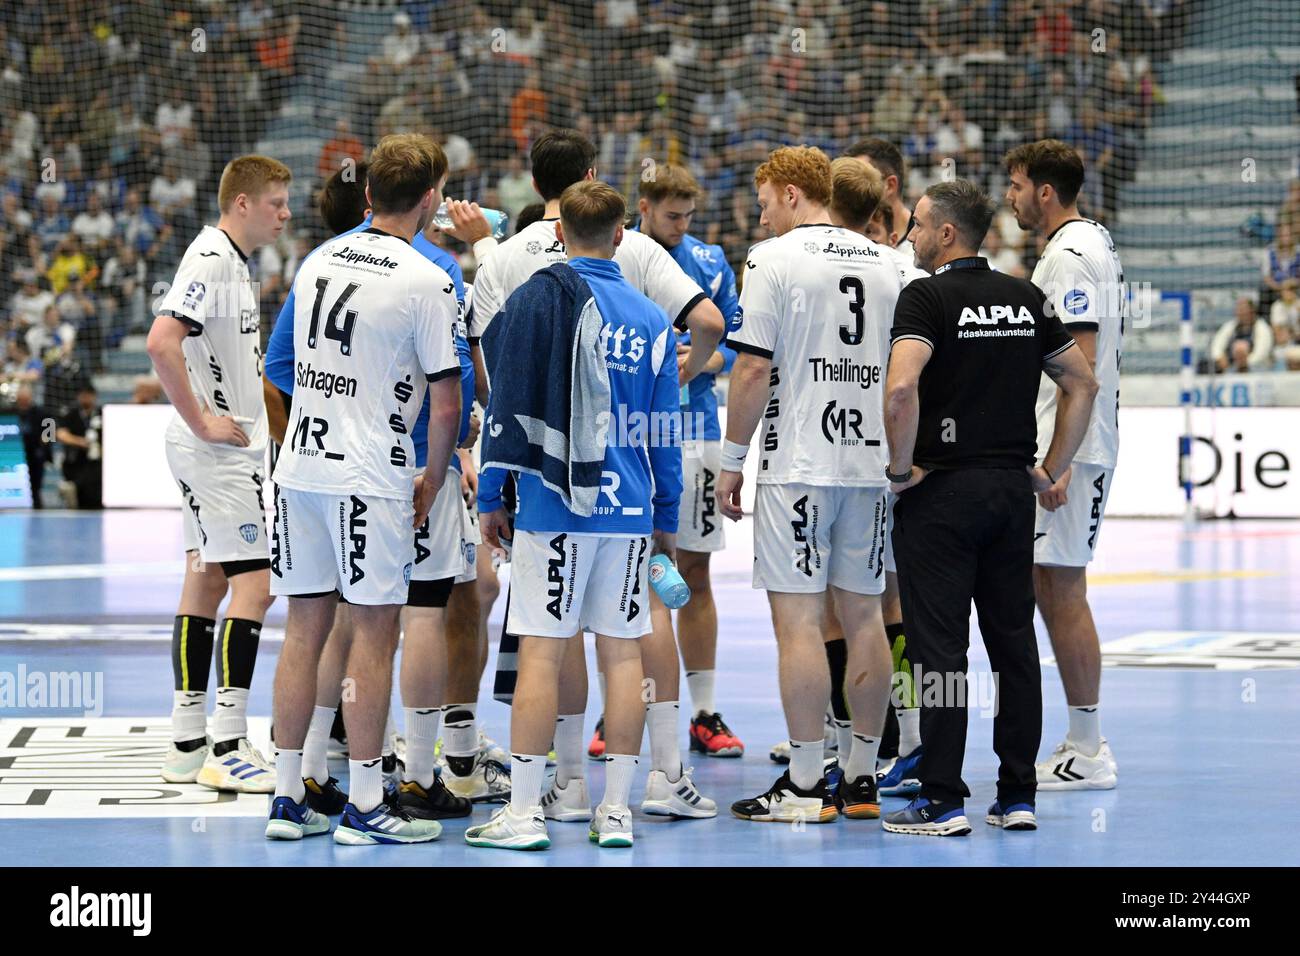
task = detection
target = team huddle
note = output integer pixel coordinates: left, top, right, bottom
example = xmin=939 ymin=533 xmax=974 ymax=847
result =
xmin=146 ymin=126 xmax=1124 ymax=849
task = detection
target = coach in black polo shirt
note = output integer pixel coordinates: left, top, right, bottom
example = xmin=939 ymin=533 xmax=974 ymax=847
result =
xmin=879 ymin=180 xmax=1099 ymax=837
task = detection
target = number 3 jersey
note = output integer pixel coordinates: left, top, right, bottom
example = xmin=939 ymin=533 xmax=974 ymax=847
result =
xmin=271 ymin=227 xmax=460 ymax=501
xmin=730 ymin=225 xmax=905 ymax=487
xmin=157 ymin=225 xmax=266 ymax=452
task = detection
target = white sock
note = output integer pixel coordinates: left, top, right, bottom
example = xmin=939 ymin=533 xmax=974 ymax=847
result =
xmin=789 ymin=738 xmax=824 ymax=791
xmin=442 ymin=702 xmax=477 ymax=757
xmin=832 ymin=718 xmax=853 ymax=759
xmin=212 ymin=687 xmax=248 ymax=744
xmin=510 ymin=753 xmax=548 ymax=815
xmin=554 ymin=713 xmax=586 ymax=786
xmin=404 ymin=706 xmax=442 ymax=786
xmin=602 ymin=753 xmax=639 ymax=808
xmin=898 ymin=707 xmax=922 ymax=755
xmin=1067 ymin=704 xmax=1102 ymax=755
xmin=349 ymin=757 xmax=384 ymax=812
xmin=170 ymin=690 xmax=207 ymax=743
xmin=381 ymin=710 xmax=396 ymax=757
xmin=302 ymin=705 xmax=335 ymax=783
xmin=273 ymin=748 xmax=305 ymax=802
xmin=597 ymin=673 xmax=607 ymax=712
xmin=685 ymin=669 xmax=715 ymax=717
xmin=647 ymin=700 xmax=681 ymax=781
xmin=845 ymin=733 xmax=880 ymax=782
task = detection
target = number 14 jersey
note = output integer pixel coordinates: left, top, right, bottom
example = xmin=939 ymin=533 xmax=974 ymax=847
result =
xmin=272 ymin=227 xmax=460 ymax=501
xmin=731 ymin=224 xmax=904 ymax=487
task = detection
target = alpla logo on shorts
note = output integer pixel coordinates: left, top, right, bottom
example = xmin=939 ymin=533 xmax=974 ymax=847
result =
xmin=957 ymin=304 xmax=1036 ymax=326
xmin=821 ymin=400 xmax=871 ymax=447
xmin=701 ymin=467 xmax=717 ymax=536
xmin=624 ymin=537 xmax=647 ymax=622
xmin=297 ymin=361 xmax=357 ymax=399
xmin=791 ymin=495 xmax=814 ymax=577
xmin=239 ymin=523 xmax=258 ymax=544
xmin=414 ymin=516 xmax=430 ymax=564
xmin=1088 ymin=472 xmax=1106 ymax=550
xmin=347 ymin=496 xmax=367 ymax=585
xmin=546 ymin=533 xmax=568 ymax=621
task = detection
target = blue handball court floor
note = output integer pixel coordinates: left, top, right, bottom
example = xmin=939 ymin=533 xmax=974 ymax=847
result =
xmin=0 ymin=510 xmax=1296 ymax=867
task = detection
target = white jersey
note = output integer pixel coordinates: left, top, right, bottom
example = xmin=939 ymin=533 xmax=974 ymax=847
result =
xmin=1032 ymin=218 xmax=1124 ymax=469
xmin=271 ymin=228 xmax=459 ymax=501
xmin=467 ymin=218 xmax=705 ymax=338
xmin=158 ymin=225 xmax=266 ymax=452
xmin=884 ymin=242 xmax=928 ymax=287
xmin=731 ymin=224 xmax=904 ymax=487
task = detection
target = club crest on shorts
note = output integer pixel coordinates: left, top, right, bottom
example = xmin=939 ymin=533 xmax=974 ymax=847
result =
xmin=238 ymin=523 xmax=258 ymax=544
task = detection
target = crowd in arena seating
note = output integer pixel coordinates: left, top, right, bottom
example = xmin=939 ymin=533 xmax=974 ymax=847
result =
xmin=0 ymin=0 xmax=1243 ymax=419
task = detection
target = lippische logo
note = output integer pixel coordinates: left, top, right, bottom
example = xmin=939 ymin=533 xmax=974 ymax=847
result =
xmin=239 ymin=523 xmax=258 ymax=544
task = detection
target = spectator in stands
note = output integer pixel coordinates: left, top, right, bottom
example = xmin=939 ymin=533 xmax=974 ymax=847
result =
xmin=35 ymin=194 xmax=71 ymax=257
xmin=1044 ymin=70 xmax=1074 ymax=138
xmin=1270 ymin=279 xmax=1300 ymax=370
xmin=72 ymin=191 xmax=116 ymax=259
xmin=149 ymin=157 xmax=197 ymax=231
xmin=13 ymin=384 xmax=49 ymax=508
xmin=47 ymin=236 xmax=97 ymax=296
xmin=101 ymin=240 xmax=148 ymax=343
xmin=1260 ymin=222 xmax=1300 ymax=314
xmin=3 ymin=340 xmax=42 ymax=390
xmin=382 ymin=11 xmax=421 ymax=69
xmin=316 ymin=117 xmax=364 ymax=183
xmin=116 ymin=188 xmax=170 ymax=262
xmin=28 ymin=304 xmax=77 ymax=365
xmin=131 ymin=376 xmax=163 ymax=404
xmin=984 ymin=224 xmax=1026 ymax=277
xmin=56 ymin=381 xmax=102 ymax=509
xmin=154 ymin=85 xmax=193 ymax=152
xmin=8 ymin=269 xmax=53 ymax=333
xmin=1069 ymin=100 xmax=1118 ymax=218
xmin=1212 ymin=297 xmax=1274 ymax=373
xmin=55 ymin=271 xmax=101 ymax=369
xmin=872 ymin=73 xmax=915 ymax=138
xmin=1279 ymin=178 xmax=1300 ymax=235
xmin=496 ymin=153 xmax=537 ymax=221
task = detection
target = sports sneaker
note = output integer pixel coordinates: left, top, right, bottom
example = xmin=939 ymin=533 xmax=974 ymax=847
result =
xmin=381 ymin=752 xmax=404 ymax=792
xmin=265 ymin=795 xmax=331 ymax=840
xmin=689 ymin=711 xmax=744 ymax=757
xmin=838 ymin=773 xmax=880 ymax=819
xmin=398 ymin=775 xmax=472 ymax=819
xmin=334 ymin=800 xmax=442 ymax=845
xmin=444 ymin=754 xmax=511 ymax=802
xmin=304 ymin=775 xmax=348 ymax=815
xmin=589 ymin=803 xmax=634 ymax=847
xmin=161 ymin=737 xmax=209 ymax=783
xmin=876 ymin=745 xmax=923 ymax=796
xmin=731 ymin=770 xmax=838 ymax=824
xmin=541 ymin=775 xmax=591 ymax=822
xmin=587 ymin=717 xmax=606 ymax=760
xmin=465 ymin=804 xmax=550 ymax=850
xmin=641 ymin=766 xmax=717 ymax=818
xmin=986 ymin=799 xmax=1037 ymax=830
xmin=1036 ymin=739 xmax=1117 ymax=790
xmin=196 ymin=738 xmax=276 ymax=793
xmin=769 ymin=713 xmax=838 ymax=764
xmin=478 ymin=729 xmax=509 ymax=765
xmin=882 ymin=798 xmax=971 ymax=837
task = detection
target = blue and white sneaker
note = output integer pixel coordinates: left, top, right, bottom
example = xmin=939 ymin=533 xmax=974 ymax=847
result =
xmin=882 ymin=798 xmax=971 ymax=836
xmin=265 ymin=795 xmax=331 ymax=840
xmin=876 ymin=745 xmax=923 ymax=796
xmin=196 ymin=738 xmax=276 ymax=793
xmin=986 ymin=800 xmax=1037 ymax=830
xmin=334 ymin=799 xmax=443 ymax=845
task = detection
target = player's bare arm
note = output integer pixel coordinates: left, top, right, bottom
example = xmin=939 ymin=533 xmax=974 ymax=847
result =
xmin=678 ymin=297 xmax=725 ymax=385
xmin=146 ymin=314 xmax=249 ymax=447
xmin=884 ymin=338 xmax=933 ymax=493
xmin=716 ymin=350 xmax=771 ymax=521
xmin=1036 ymin=342 xmax=1100 ymax=507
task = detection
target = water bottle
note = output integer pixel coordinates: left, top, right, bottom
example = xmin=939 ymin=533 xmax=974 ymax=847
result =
xmin=648 ymin=554 xmax=691 ymax=610
xmin=432 ymin=201 xmax=509 ymax=239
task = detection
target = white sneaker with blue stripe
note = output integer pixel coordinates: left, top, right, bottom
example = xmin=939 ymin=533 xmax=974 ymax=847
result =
xmin=265 ymin=795 xmax=331 ymax=840
xmin=641 ymin=767 xmax=717 ymax=818
xmin=196 ymin=738 xmax=276 ymax=793
xmin=333 ymin=800 xmax=442 ymax=845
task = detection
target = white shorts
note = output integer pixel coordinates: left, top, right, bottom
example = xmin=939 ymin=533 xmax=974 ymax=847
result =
xmin=270 ymin=486 xmax=415 ymax=606
xmin=1034 ymin=462 xmax=1114 ymax=568
xmin=883 ymin=490 xmax=897 ymax=575
xmin=165 ymin=440 xmax=268 ymax=564
xmin=506 ymin=530 xmax=651 ymax=639
xmin=413 ymin=467 xmax=472 ymax=582
xmin=678 ymin=440 xmax=725 ymax=553
xmin=753 ymin=482 xmax=887 ymax=595
xmin=453 ymin=499 xmax=480 ymax=585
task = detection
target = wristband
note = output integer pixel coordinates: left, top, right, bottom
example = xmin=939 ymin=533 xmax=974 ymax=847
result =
xmin=721 ymin=439 xmax=749 ymax=472
xmin=885 ymin=464 xmax=913 ymax=484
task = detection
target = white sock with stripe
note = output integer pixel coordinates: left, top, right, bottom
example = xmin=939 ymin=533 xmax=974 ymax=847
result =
xmin=647 ymin=701 xmax=682 ymax=782
xmin=404 ymin=706 xmax=442 ymax=787
xmin=685 ymin=669 xmax=715 ymax=717
xmin=789 ymin=739 xmax=824 ymax=791
xmin=349 ymin=758 xmax=384 ymax=813
xmin=898 ymin=707 xmax=922 ymax=755
xmin=170 ymin=690 xmax=207 ymax=744
xmin=212 ymin=687 xmax=249 ymax=745
xmin=845 ymin=733 xmax=880 ymax=783
xmin=1067 ymin=704 xmax=1102 ymax=755
xmin=602 ymin=753 xmax=639 ymax=808
xmin=832 ymin=718 xmax=853 ymax=760
xmin=273 ymin=749 xmax=305 ymax=802
xmin=302 ymin=705 xmax=335 ymax=783
xmin=510 ymin=753 xmax=549 ymax=816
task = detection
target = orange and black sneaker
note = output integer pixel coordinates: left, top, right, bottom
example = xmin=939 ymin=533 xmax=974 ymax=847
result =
xmin=586 ymin=717 xmax=606 ymax=761
xmin=689 ymin=711 xmax=744 ymax=758
xmin=838 ymin=773 xmax=880 ymax=819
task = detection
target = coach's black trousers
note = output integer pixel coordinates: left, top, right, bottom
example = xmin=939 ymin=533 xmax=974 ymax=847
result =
xmin=892 ymin=467 xmax=1041 ymax=806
